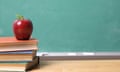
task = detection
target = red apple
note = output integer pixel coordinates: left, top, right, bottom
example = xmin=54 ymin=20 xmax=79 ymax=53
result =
xmin=13 ymin=15 xmax=33 ymax=40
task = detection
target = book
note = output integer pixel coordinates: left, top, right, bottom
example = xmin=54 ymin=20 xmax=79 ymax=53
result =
xmin=0 ymin=44 xmax=38 ymax=52
xmin=0 ymin=37 xmax=38 ymax=46
xmin=0 ymin=50 xmax=34 ymax=54
xmin=0 ymin=56 xmax=39 ymax=72
xmin=0 ymin=50 xmax=37 ymax=62
xmin=0 ymin=37 xmax=38 ymax=52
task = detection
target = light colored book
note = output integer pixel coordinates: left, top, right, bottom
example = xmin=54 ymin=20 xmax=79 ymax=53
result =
xmin=0 ymin=56 xmax=39 ymax=72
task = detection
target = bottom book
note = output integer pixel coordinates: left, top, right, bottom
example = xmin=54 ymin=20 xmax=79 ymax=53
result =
xmin=0 ymin=56 xmax=39 ymax=72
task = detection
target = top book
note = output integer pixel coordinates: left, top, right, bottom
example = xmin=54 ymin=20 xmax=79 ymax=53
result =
xmin=0 ymin=37 xmax=38 ymax=46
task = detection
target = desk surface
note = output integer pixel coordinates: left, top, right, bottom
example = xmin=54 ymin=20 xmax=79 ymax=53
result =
xmin=30 ymin=60 xmax=120 ymax=72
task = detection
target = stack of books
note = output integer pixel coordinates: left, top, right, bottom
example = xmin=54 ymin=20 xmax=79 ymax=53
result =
xmin=0 ymin=37 xmax=39 ymax=72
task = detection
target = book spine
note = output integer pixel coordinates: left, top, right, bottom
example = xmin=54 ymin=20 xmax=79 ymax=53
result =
xmin=0 ymin=50 xmax=33 ymax=54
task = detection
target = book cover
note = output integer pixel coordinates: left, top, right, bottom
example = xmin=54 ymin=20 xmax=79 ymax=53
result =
xmin=0 ymin=37 xmax=38 ymax=46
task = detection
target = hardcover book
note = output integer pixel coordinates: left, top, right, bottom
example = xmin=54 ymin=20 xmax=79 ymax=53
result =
xmin=0 ymin=37 xmax=38 ymax=46
xmin=0 ymin=37 xmax=38 ymax=52
xmin=0 ymin=50 xmax=36 ymax=62
xmin=0 ymin=56 xmax=39 ymax=72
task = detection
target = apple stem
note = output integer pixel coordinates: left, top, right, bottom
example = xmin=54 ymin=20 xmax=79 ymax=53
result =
xmin=16 ymin=14 xmax=24 ymax=20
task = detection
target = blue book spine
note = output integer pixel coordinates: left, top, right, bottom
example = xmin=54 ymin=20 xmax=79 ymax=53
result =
xmin=0 ymin=50 xmax=33 ymax=54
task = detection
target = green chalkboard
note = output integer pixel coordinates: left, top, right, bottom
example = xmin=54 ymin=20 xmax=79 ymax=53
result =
xmin=0 ymin=0 xmax=120 ymax=52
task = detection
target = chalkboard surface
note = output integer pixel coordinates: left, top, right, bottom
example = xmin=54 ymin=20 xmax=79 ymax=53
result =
xmin=0 ymin=0 xmax=120 ymax=52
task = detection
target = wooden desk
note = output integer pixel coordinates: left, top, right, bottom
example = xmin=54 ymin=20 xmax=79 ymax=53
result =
xmin=30 ymin=60 xmax=120 ymax=72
